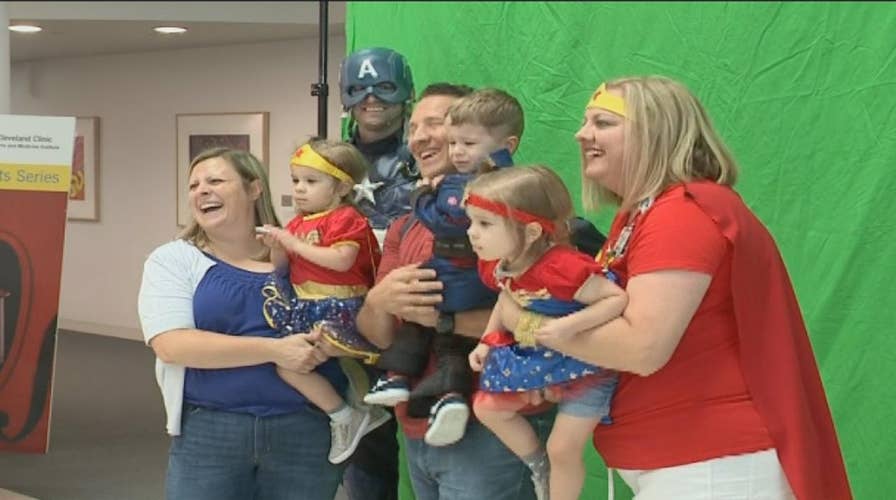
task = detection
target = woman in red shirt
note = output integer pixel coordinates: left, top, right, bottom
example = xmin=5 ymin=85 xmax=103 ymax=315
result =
xmin=531 ymin=77 xmax=851 ymax=499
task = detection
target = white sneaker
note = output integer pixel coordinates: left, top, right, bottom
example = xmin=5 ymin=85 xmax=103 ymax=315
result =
xmin=363 ymin=376 xmax=410 ymax=407
xmin=328 ymin=407 xmax=371 ymax=464
xmin=423 ymin=394 xmax=469 ymax=447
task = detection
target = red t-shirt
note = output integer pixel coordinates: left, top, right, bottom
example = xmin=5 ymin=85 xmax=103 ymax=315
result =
xmin=285 ymin=205 xmax=381 ymax=288
xmin=376 ymin=215 xmax=436 ymax=439
xmin=593 ymin=185 xmax=774 ymax=469
xmin=478 ymin=245 xmax=604 ymax=301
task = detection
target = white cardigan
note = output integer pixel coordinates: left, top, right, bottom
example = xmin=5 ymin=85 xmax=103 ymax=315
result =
xmin=137 ymin=239 xmax=216 ymax=436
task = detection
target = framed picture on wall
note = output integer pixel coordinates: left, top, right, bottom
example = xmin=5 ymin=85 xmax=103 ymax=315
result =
xmin=175 ymin=112 xmax=269 ymax=227
xmin=68 ymin=116 xmax=100 ymax=221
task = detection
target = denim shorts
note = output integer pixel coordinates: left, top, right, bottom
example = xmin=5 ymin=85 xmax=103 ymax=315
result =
xmin=558 ymin=376 xmax=618 ymax=420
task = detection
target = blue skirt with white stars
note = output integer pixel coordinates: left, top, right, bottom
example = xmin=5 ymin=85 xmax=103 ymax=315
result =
xmin=479 ymin=295 xmax=615 ymax=392
xmin=262 ymin=272 xmax=378 ymax=355
xmin=480 ymin=343 xmax=614 ymax=392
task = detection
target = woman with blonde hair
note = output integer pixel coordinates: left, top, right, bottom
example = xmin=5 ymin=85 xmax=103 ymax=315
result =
xmin=532 ymin=76 xmax=852 ymax=499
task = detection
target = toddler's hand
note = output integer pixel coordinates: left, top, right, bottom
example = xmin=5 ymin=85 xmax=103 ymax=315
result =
xmin=469 ymin=343 xmax=490 ymax=372
xmin=255 ymin=224 xmax=285 ymax=249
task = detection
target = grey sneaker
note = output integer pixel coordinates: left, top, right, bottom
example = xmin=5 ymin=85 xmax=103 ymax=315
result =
xmin=366 ymin=405 xmax=392 ymax=434
xmin=531 ymin=471 xmax=550 ymax=500
xmin=328 ymin=407 xmax=371 ymax=464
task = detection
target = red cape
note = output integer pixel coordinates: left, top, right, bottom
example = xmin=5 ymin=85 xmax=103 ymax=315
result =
xmin=686 ymin=182 xmax=851 ymax=500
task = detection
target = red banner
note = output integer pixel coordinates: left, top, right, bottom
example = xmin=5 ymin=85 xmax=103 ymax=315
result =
xmin=0 ymin=115 xmax=74 ymax=453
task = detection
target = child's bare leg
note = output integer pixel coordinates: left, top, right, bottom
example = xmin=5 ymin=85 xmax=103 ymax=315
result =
xmin=473 ymin=400 xmax=541 ymax=458
xmin=277 ymin=366 xmax=343 ymax=413
xmin=547 ymin=413 xmax=602 ymax=500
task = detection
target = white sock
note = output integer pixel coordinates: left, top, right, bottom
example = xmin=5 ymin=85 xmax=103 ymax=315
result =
xmin=329 ymin=403 xmax=353 ymax=423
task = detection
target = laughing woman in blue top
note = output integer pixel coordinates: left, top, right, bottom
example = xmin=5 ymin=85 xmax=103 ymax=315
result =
xmin=138 ymin=147 xmax=346 ymax=500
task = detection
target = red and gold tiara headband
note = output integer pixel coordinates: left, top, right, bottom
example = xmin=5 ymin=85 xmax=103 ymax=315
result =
xmin=290 ymin=144 xmax=353 ymax=184
xmin=464 ymin=193 xmax=556 ymax=234
xmin=587 ymin=83 xmax=626 ymax=117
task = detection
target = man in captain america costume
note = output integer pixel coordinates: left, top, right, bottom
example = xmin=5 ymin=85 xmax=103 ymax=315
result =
xmin=338 ymin=47 xmax=413 ymax=500
xmin=341 ymin=47 xmax=418 ymax=233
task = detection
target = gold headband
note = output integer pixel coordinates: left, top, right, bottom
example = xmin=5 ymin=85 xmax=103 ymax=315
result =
xmin=290 ymin=144 xmax=353 ymax=183
xmin=586 ymin=83 xmax=626 ymax=116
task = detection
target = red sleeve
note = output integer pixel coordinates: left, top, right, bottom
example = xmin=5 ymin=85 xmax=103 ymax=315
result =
xmin=285 ymin=215 xmax=303 ymax=235
xmin=477 ymin=259 xmax=500 ymax=291
xmin=536 ymin=247 xmax=603 ymax=300
xmin=319 ymin=207 xmax=371 ymax=248
xmin=627 ymin=195 xmax=728 ymax=277
xmin=375 ymin=214 xmax=406 ymax=284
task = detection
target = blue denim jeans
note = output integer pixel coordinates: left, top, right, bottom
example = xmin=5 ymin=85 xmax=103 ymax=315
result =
xmin=403 ymin=409 xmax=556 ymax=500
xmin=166 ymin=404 xmax=343 ymax=500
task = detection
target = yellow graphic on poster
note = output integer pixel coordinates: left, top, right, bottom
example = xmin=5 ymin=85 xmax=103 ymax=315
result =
xmin=0 ymin=123 xmax=74 ymax=193
xmin=69 ymin=135 xmax=85 ymax=200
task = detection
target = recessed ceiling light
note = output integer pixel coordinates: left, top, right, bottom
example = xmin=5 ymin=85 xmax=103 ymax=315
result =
xmin=153 ymin=26 xmax=187 ymax=35
xmin=9 ymin=24 xmax=42 ymax=34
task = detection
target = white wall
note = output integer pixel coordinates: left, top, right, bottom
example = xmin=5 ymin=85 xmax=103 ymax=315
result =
xmin=10 ymin=35 xmax=347 ymax=340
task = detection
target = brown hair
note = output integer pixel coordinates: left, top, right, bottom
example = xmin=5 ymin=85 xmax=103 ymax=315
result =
xmin=296 ymin=138 xmax=370 ymax=204
xmin=447 ymin=87 xmax=524 ymax=140
xmin=178 ymin=148 xmax=280 ymax=256
xmin=465 ymin=165 xmax=572 ymax=261
xmin=418 ymin=82 xmax=475 ymax=100
xmin=583 ymin=76 xmax=739 ymax=212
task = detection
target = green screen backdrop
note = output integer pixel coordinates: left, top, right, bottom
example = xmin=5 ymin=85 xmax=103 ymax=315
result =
xmin=346 ymin=2 xmax=895 ymax=498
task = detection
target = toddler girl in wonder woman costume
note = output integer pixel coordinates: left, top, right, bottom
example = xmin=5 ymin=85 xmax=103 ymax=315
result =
xmin=257 ymin=139 xmax=387 ymax=465
xmin=465 ymin=165 xmax=627 ymax=500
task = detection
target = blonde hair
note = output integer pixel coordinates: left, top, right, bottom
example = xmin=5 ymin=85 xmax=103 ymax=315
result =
xmin=582 ymin=76 xmax=739 ymax=212
xmin=178 ymin=148 xmax=281 ymax=256
xmin=447 ymin=87 xmax=525 ymax=139
xmin=465 ymin=165 xmax=572 ymax=261
xmin=296 ymin=138 xmax=370 ymax=204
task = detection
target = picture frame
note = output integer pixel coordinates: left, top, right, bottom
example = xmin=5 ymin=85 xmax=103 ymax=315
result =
xmin=175 ymin=112 xmax=269 ymax=227
xmin=68 ymin=116 xmax=100 ymax=221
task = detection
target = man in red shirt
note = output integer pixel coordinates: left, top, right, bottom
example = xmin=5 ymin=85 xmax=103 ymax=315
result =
xmin=355 ymin=83 xmax=555 ymax=500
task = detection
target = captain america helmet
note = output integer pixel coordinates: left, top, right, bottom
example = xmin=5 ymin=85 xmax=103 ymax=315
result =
xmin=339 ymin=47 xmax=414 ymax=108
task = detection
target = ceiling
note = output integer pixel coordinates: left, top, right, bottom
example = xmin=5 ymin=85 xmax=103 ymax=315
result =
xmin=6 ymin=1 xmax=346 ymax=63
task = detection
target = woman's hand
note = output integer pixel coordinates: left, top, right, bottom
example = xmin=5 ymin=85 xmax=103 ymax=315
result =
xmin=273 ymin=333 xmax=329 ymax=373
xmin=534 ymin=318 xmax=575 ymax=345
xmin=366 ymin=263 xmax=443 ymax=327
xmin=468 ymin=343 xmax=490 ymax=372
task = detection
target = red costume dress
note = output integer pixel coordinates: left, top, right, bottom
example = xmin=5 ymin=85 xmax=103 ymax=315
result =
xmin=263 ymin=205 xmax=381 ymax=353
xmin=593 ymin=181 xmax=851 ymax=500
xmin=475 ymin=246 xmax=617 ymax=415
